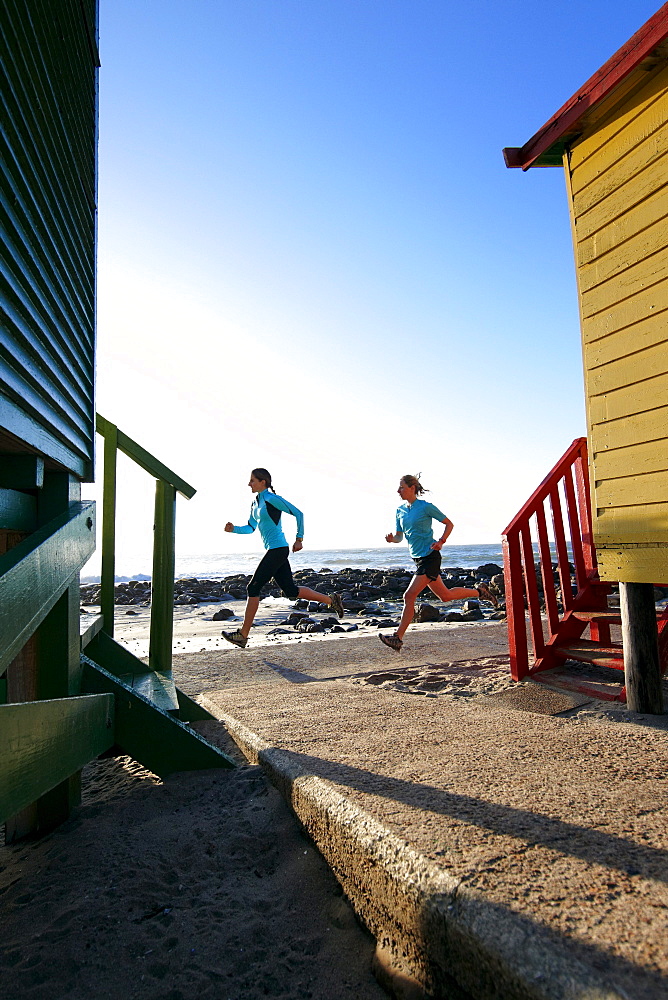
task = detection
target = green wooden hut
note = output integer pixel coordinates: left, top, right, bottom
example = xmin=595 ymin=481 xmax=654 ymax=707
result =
xmin=1 ymin=0 xmax=232 ymax=841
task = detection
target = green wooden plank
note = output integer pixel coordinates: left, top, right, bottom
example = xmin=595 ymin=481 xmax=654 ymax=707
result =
xmin=96 ymin=414 xmax=196 ymax=499
xmin=37 ymin=588 xmax=82 ymax=700
xmin=0 ymin=393 xmax=90 ymax=483
xmin=0 ymin=693 xmax=114 ymax=824
xmin=0 ymin=0 xmax=97 ymax=482
xmin=81 ymin=656 xmax=235 ymax=775
xmin=85 ymin=630 xmax=150 ymax=678
xmin=176 ymin=687 xmax=216 ymax=722
xmin=0 ymin=501 xmax=95 ymax=674
xmin=0 ymin=677 xmax=7 ymax=704
xmin=149 ymin=480 xmax=176 ymax=674
xmin=99 ymin=420 xmax=117 ymax=635
xmin=0 ymin=487 xmax=36 ymax=531
xmin=0 ymin=456 xmax=44 ymax=489
xmin=133 ymin=671 xmax=180 ymax=715
xmin=80 ymin=612 xmax=104 ymax=648
xmin=85 ymin=631 xmax=179 ymax=713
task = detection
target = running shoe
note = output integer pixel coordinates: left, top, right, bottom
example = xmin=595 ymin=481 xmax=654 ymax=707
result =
xmin=379 ymin=633 xmax=403 ymax=652
xmin=476 ymin=582 xmax=499 ymax=608
xmin=221 ymin=629 xmax=248 ymax=648
xmin=330 ymin=592 xmax=345 ymax=618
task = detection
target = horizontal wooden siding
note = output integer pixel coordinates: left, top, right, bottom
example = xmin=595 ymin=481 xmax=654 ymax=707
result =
xmin=567 ymin=63 xmax=668 ymax=582
xmin=0 ymin=0 xmax=98 ymax=478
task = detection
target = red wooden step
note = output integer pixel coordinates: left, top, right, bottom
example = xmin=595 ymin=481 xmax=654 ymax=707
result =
xmin=569 ymin=610 xmax=622 ymax=624
xmin=570 ymin=609 xmax=666 ymax=624
xmin=534 ymin=669 xmax=624 ymax=702
xmin=555 ymin=638 xmax=624 ymax=669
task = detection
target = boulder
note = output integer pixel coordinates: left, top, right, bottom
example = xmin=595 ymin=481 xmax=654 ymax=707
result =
xmin=476 ymin=563 xmax=503 ymax=577
xmin=212 ymin=608 xmax=235 ymax=621
xmin=286 ymin=612 xmax=309 ymax=625
xmin=414 ymin=603 xmax=441 ymax=623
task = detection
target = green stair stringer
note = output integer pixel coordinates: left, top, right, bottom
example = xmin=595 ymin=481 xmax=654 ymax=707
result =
xmin=84 ymin=631 xmax=180 ymax=714
xmin=82 ymin=631 xmax=217 ymax=723
xmin=81 ymin=651 xmax=235 ymax=777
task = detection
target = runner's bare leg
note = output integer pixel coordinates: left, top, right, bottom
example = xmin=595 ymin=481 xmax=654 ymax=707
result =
xmin=396 ymin=575 xmax=428 ymax=639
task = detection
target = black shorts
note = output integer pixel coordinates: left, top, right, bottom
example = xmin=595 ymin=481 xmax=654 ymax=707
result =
xmin=413 ymin=550 xmax=441 ymax=581
xmin=247 ymin=546 xmax=300 ymax=600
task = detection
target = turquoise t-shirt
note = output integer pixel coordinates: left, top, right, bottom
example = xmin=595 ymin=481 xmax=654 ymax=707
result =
xmin=395 ymin=499 xmax=447 ymax=559
xmin=233 ymin=489 xmax=305 ymax=550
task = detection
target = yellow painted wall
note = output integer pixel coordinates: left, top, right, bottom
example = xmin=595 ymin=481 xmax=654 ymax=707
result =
xmin=566 ymin=63 xmax=668 ymax=583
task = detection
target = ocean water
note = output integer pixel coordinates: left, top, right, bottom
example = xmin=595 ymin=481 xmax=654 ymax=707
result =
xmin=82 ymin=544 xmax=506 ymax=584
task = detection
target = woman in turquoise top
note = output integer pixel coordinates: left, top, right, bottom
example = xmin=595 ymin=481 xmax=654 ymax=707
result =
xmin=381 ymin=474 xmax=497 ymax=651
xmin=221 ymin=468 xmax=344 ymax=647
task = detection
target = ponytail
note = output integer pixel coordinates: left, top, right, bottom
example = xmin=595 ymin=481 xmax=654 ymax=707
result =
xmin=401 ymin=474 xmax=427 ymax=495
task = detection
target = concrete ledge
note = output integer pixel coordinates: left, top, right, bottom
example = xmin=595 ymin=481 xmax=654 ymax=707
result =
xmin=200 ymin=698 xmax=625 ymax=1000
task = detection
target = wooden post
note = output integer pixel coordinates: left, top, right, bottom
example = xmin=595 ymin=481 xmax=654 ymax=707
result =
xmin=2 ymin=529 xmax=38 ymax=840
xmin=37 ymin=473 xmax=84 ymax=832
xmin=620 ymin=582 xmax=664 ymax=715
xmin=5 ymin=473 xmax=85 ymax=840
xmin=100 ymin=422 xmax=118 ymax=636
xmin=149 ymin=479 xmax=176 ymax=674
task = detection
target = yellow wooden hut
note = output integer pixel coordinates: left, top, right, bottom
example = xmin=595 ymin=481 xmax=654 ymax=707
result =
xmin=504 ymin=4 xmax=668 ymax=587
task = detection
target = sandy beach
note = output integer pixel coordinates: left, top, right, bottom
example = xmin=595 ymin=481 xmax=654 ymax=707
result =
xmin=105 ymin=593 xmax=505 ymax=659
xmin=0 ymin=751 xmax=387 ymax=1000
xmin=0 ymin=603 xmax=510 ymax=1000
xmin=2 ymin=601 xmax=667 ymax=999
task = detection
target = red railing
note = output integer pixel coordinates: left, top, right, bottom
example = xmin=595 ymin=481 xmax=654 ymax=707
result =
xmin=502 ymin=438 xmax=609 ymax=680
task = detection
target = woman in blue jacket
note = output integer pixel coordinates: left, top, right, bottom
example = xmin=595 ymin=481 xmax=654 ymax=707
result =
xmin=222 ymin=468 xmax=344 ymax=647
xmin=381 ymin=474 xmax=497 ymax=651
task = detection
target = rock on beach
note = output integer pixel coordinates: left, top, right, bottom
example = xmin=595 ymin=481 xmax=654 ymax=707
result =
xmin=80 ymin=563 xmax=507 ymax=612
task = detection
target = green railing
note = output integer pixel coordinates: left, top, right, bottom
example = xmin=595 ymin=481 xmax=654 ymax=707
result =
xmin=0 ymin=502 xmax=96 ymax=674
xmin=96 ymin=414 xmax=196 ymax=674
xmin=0 ymin=480 xmax=104 ymax=830
xmin=0 ymin=431 xmax=231 ymax=833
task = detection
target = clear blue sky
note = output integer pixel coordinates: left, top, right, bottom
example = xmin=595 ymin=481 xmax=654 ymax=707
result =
xmin=89 ymin=0 xmax=662 ymax=565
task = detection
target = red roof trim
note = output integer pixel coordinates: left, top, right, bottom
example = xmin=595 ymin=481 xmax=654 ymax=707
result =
xmin=504 ymin=3 xmax=668 ymax=170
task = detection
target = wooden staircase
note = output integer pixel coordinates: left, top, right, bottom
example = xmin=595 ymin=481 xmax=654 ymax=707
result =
xmin=502 ymin=438 xmax=668 ymax=702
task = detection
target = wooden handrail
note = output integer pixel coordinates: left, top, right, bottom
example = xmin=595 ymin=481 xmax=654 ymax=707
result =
xmin=96 ymin=415 xmax=195 ymax=498
xmin=502 ymin=438 xmax=604 ymax=680
xmin=0 ymin=502 xmax=96 ymax=674
xmin=95 ymin=415 xmax=196 ymax=674
xmin=502 ymin=438 xmax=590 ymax=535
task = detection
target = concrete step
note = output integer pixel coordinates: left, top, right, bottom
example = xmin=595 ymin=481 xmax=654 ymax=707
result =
xmin=201 ymin=688 xmax=643 ymax=1000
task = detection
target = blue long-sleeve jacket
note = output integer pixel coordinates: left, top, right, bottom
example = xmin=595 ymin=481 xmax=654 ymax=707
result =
xmin=232 ymin=489 xmax=304 ymax=550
